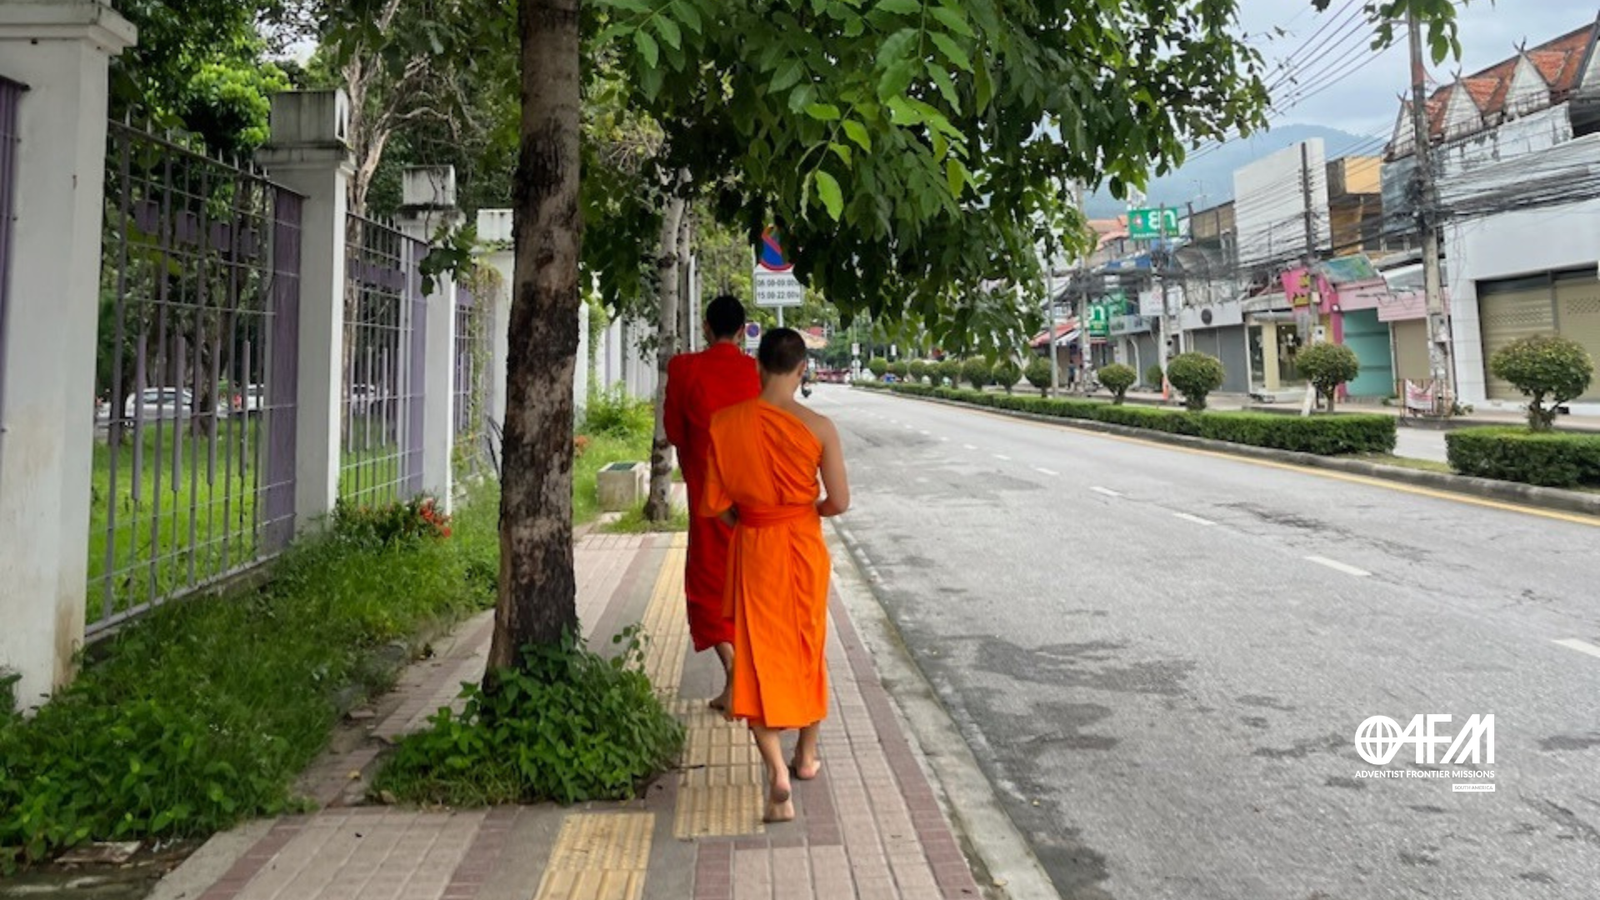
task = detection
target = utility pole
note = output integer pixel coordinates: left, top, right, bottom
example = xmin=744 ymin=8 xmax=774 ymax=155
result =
xmin=1047 ymin=267 xmax=1059 ymax=396
xmin=1408 ymin=8 xmax=1455 ymax=414
xmin=1299 ymin=142 xmax=1321 ymax=417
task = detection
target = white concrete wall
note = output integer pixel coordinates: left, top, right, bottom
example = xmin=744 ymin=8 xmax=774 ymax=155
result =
xmin=1233 ymin=140 xmax=1331 ymax=266
xmin=0 ymin=1 xmax=136 ymax=711
xmin=1444 ymin=195 xmax=1600 ymax=415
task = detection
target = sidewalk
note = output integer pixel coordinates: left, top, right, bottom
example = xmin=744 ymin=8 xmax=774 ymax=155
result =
xmin=1116 ymin=388 xmax=1600 ymax=432
xmin=149 ymin=532 xmax=994 ymax=900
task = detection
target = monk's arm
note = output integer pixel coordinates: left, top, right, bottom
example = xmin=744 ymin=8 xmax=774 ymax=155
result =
xmin=663 ymin=357 xmax=688 ymax=449
xmin=815 ymin=419 xmax=851 ymax=517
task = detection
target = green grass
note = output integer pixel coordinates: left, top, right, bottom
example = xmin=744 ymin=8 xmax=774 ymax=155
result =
xmin=1 ymin=482 xmax=501 ymax=871
xmin=1360 ymin=454 xmax=1453 ymax=474
xmin=603 ymin=500 xmax=689 ymax=534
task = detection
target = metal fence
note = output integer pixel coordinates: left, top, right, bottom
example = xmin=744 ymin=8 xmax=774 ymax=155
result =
xmin=0 ymin=78 xmax=23 ymax=473
xmin=341 ymin=214 xmax=426 ymax=506
xmin=452 ymin=285 xmax=489 ymax=481
xmin=90 ymin=120 xmax=304 ymax=634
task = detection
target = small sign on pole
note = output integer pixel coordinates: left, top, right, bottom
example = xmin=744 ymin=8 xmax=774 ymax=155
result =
xmin=754 ymin=226 xmax=804 ymax=309
xmin=744 ymin=322 xmax=762 ymax=352
xmin=1128 ymin=207 xmax=1180 ymax=240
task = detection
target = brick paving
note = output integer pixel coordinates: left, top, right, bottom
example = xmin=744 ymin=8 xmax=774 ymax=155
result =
xmin=159 ymin=531 xmax=997 ymax=900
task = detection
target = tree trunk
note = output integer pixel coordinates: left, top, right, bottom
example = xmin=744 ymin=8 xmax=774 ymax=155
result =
xmin=486 ymin=0 xmax=583 ymax=676
xmin=644 ymin=178 xmax=688 ymax=523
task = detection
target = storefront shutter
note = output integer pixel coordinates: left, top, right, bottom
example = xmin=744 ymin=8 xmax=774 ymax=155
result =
xmin=1478 ymin=276 xmax=1555 ymax=401
xmin=1554 ymin=273 xmax=1600 ymax=402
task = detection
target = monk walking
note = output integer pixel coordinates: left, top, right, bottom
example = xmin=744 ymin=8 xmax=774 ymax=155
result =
xmin=702 ymin=328 xmax=851 ymax=823
xmin=664 ymin=295 xmax=762 ymax=711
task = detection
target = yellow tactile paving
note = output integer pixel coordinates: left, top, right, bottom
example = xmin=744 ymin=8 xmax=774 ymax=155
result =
xmin=639 ymin=539 xmax=690 ymax=697
xmin=533 ymin=813 xmax=654 ymax=900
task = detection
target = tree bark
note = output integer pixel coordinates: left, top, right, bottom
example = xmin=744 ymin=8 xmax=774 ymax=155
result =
xmin=487 ymin=0 xmax=583 ymax=675
xmin=644 ymin=176 xmax=688 ymax=523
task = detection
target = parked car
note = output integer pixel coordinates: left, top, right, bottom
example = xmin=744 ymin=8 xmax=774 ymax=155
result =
xmin=124 ymin=387 xmax=194 ymax=421
xmin=232 ymin=384 xmax=265 ymax=416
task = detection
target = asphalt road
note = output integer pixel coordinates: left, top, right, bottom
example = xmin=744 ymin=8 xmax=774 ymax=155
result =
xmin=809 ymin=384 xmax=1600 ymax=900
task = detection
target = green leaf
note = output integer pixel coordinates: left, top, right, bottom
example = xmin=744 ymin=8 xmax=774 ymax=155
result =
xmin=814 ymin=170 xmax=845 ymax=221
xmin=875 ymin=0 xmax=923 ymax=15
xmin=946 ymin=158 xmax=967 ymax=197
xmin=830 ymin=141 xmax=853 ymax=166
xmin=805 ymin=102 xmax=843 ymax=121
xmin=928 ymin=33 xmax=972 ymax=72
xmin=771 ymin=58 xmax=805 ymax=92
xmin=927 ymin=63 xmax=961 ymax=111
xmin=875 ymin=28 xmax=918 ymax=70
xmin=634 ymin=29 xmax=659 ymax=69
xmin=888 ymin=97 xmax=923 ymax=124
xmin=928 ymin=6 xmax=975 ymax=37
xmin=878 ymin=60 xmax=917 ymax=101
xmin=842 ymin=119 xmax=873 ymax=152
xmin=672 ymin=0 xmax=703 ymax=33
xmin=654 ymin=15 xmax=682 ymax=50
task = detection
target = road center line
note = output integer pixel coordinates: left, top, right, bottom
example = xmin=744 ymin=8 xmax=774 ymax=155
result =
xmin=920 ymin=430 xmax=932 ymax=436
xmin=1173 ymin=512 xmax=1215 ymax=526
xmin=1034 ymin=467 xmax=1059 ymax=476
xmin=993 ymin=454 xmax=1012 ymax=461
xmin=1306 ymin=556 xmax=1371 ymax=578
xmin=1091 ymin=487 xmax=1121 ymax=498
xmin=963 ymin=444 xmax=978 ymax=451
xmin=940 ymin=437 xmax=951 ymax=442
xmin=1553 ymin=638 xmax=1600 ymax=660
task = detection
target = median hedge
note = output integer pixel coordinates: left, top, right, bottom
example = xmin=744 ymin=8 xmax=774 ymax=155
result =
xmin=1446 ymin=427 xmax=1600 ymax=488
xmin=857 ymin=381 xmax=1397 ymax=455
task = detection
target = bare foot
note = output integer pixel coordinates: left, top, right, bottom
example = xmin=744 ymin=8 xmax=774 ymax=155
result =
xmin=707 ymin=691 xmax=728 ymax=713
xmin=788 ymin=756 xmax=822 ymax=780
xmin=764 ymin=780 xmax=795 ymax=823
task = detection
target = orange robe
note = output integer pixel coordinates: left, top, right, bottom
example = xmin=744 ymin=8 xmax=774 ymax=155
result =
xmin=664 ymin=342 xmax=761 ymax=651
xmin=702 ymin=400 xmax=831 ymax=729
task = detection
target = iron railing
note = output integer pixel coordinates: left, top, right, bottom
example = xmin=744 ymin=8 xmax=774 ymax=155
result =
xmin=91 ymin=120 xmax=303 ymax=634
xmin=452 ymin=284 xmax=490 ymax=481
xmin=341 ymin=214 xmax=426 ymax=506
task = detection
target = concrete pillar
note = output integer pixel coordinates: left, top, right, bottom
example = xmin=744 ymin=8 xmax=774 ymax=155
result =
xmin=397 ymin=166 xmax=457 ymax=512
xmin=256 ymin=90 xmax=352 ymax=533
xmin=575 ymin=299 xmax=589 ymax=416
xmin=475 ymin=209 xmax=513 ymax=432
xmin=0 ymin=1 xmax=136 ymax=711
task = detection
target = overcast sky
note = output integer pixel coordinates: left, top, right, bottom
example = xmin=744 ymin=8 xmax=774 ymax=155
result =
xmin=1236 ymin=0 xmax=1598 ymax=143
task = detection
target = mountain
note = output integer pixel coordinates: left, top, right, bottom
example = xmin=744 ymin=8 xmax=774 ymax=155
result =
xmin=1082 ymin=123 xmax=1375 ymax=219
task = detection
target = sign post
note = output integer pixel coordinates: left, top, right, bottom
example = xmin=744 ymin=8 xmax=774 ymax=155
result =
xmin=754 ymin=226 xmax=804 ymax=320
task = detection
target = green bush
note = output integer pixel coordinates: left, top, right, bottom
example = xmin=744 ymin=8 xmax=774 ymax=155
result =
xmin=887 ymin=360 xmax=909 ymax=379
xmin=372 ymin=629 xmax=683 ymax=807
xmin=1024 ymin=356 xmax=1053 ymax=395
xmin=1489 ymin=335 xmax=1595 ymax=432
xmin=991 ymin=358 xmax=1023 ymax=394
xmin=1296 ymin=343 xmax=1361 ymax=412
xmin=0 ymin=485 xmax=501 ymax=871
xmin=1446 ymin=427 xmax=1600 ymax=488
xmin=1166 ymin=352 xmax=1227 ymax=411
xmin=582 ymin=385 xmax=653 ymax=438
xmin=937 ymin=358 xmax=961 ymax=387
xmin=908 ymin=359 xmax=928 ymax=383
xmin=1098 ymin=363 xmax=1138 ymax=404
xmin=868 ymin=357 xmax=889 ymax=378
xmin=1145 ymin=363 xmax=1165 ymax=389
xmin=961 ymin=358 xmax=993 ymax=389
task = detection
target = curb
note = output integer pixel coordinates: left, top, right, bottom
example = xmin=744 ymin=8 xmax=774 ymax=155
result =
xmin=826 ymin=523 xmax=1063 ymax=900
xmin=855 ymin=388 xmax=1600 ymax=519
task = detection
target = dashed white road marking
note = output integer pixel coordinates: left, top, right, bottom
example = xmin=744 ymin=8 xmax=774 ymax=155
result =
xmin=920 ymin=430 xmax=932 ymax=436
xmin=993 ymin=454 xmax=1012 ymax=461
xmin=1033 ymin=467 xmax=1060 ymax=476
xmin=1173 ymin=513 xmax=1216 ymax=526
xmin=1306 ymin=556 xmax=1371 ymax=578
xmin=1553 ymin=638 xmax=1600 ymax=660
xmin=963 ymin=444 xmax=978 ymax=451
xmin=1091 ymin=487 xmax=1122 ymax=498
xmin=940 ymin=437 xmax=951 ymax=442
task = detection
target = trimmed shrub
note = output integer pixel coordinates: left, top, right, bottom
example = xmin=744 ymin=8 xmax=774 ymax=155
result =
xmin=1296 ymin=343 xmax=1361 ymax=412
xmin=1446 ymin=427 xmax=1600 ymax=488
xmin=936 ymin=358 xmax=961 ymax=388
xmin=1488 ymin=335 xmax=1595 ymax=432
xmin=1097 ymin=364 xmax=1137 ymax=404
xmin=1167 ymin=352 xmax=1226 ymax=411
xmin=887 ymin=360 xmax=909 ymax=379
xmin=908 ymin=359 xmax=928 ymax=384
xmin=1024 ymin=356 xmax=1053 ymax=396
xmin=992 ymin=358 xmax=1023 ymax=394
xmin=1145 ymin=363 xmax=1165 ymax=389
xmin=961 ymin=358 xmax=993 ymax=389
xmin=867 ymin=357 xmax=888 ymax=378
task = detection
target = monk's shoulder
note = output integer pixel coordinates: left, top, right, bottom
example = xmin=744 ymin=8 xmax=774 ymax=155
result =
xmin=792 ymin=405 xmax=837 ymax=444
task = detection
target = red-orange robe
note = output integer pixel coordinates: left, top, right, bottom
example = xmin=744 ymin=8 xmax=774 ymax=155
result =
xmin=664 ymin=342 xmax=761 ymax=651
xmin=702 ymin=400 xmax=831 ymax=729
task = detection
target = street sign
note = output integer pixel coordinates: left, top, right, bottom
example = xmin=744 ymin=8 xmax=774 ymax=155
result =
xmin=744 ymin=322 xmax=762 ymax=351
xmin=1087 ymin=302 xmax=1111 ymax=338
xmin=753 ymin=226 xmax=804 ymax=308
xmin=851 ymin=342 xmax=861 ymax=357
xmin=1128 ymin=207 xmax=1180 ymax=240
